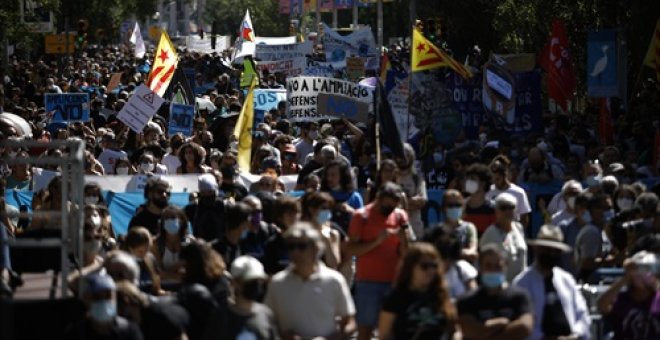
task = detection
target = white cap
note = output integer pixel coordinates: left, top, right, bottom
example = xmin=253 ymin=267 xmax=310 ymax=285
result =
xmin=494 ymin=192 xmax=517 ymax=208
xmin=231 ymin=256 xmax=267 ymax=281
xmin=198 ymin=174 xmax=219 ymax=193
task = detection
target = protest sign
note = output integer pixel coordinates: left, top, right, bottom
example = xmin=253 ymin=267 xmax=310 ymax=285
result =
xmin=483 ymin=70 xmax=543 ymax=135
xmin=286 ymin=76 xmax=372 ymax=121
xmin=317 ymin=93 xmax=369 ymax=122
xmin=45 ymin=93 xmax=90 ymax=122
xmin=587 ymin=30 xmax=618 ymax=97
xmin=106 ymin=73 xmax=122 ymax=92
xmin=384 ymin=69 xmax=418 ymax=140
xmin=322 ymin=23 xmax=378 ymax=68
xmin=447 ymin=72 xmax=485 ymax=140
xmin=44 ymin=33 xmax=75 ymax=54
xmin=185 ymin=35 xmax=230 ymax=53
xmin=169 ymin=103 xmax=195 ymax=136
xmin=20 ymin=0 xmax=53 ymax=33
xmin=117 ymin=85 xmax=165 ymax=133
xmin=304 ymin=61 xmax=338 ymax=78
xmin=346 ymin=57 xmax=365 ymax=81
xmin=257 ymin=58 xmax=306 ymax=77
xmin=255 ymin=41 xmax=312 ymax=61
xmin=253 ymin=89 xmax=287 ymax=127
xmin=255 ymin=36 xmax=297 ymax=45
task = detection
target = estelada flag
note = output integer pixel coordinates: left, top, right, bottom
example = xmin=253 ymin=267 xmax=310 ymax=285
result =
xmin=147 ymin=32 xmax=178 ymax=97
xmin=643 ymin=18 xmax=660 ymax=82
xmin=539 ymin=19 xmax=576 ymax=113
xmin=411 ymin=29 xmax=472 ymax=79
xmin=234 ymin=78 xmax=258 ymax=172
xmin=241 ymin=10 xmax=255 ymax=42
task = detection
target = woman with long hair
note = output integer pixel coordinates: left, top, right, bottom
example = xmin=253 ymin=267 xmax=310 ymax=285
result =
xmin=320 ymin=159 xmax=364 ymax=232
xmin=151 ymin=206 xmax=194 ymax=283
xmin=176 ymin=142 xmax=210 ymax=174
xmin=378 ymin=242 xmax=457 ymax=340
xmin=300 ymin=191 xmax=342 ymax=269
xmin=365 ymin=159 xmax=399 ymax=203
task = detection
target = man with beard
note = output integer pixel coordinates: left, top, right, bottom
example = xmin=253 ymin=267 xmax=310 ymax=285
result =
xmin=185 ymin=174 xmax=226 ymax=242
xmin=128 ymin=178 xmax=171 ymax=236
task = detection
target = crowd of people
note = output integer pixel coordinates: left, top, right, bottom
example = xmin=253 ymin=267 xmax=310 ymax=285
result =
xmin=0 ymin=31 xmax=659 ymax=340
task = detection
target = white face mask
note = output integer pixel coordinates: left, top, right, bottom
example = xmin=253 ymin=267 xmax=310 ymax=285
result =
xmin=85 ymin=196 xmax=99 ymax=205
xmin=617 ymin=198 xmax=633 ymax=211
xmin=140 ymin=163 xmax=154 ymax=172
xmin=566 ymin=196 xmax=576 ymax=210
xmin=8 ymin=151 xmax=17 ymax=158
xmin=116 ymin=167 xmax=129 ymax=175
xmin=464 ymin=179 xmax=479 ymax=194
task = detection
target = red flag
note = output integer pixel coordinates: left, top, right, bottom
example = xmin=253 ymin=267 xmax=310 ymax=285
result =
xmin=540 ymin=19 xmax=576 ymax=112
xmin=599 ymin=98 xmax=614 ymax=145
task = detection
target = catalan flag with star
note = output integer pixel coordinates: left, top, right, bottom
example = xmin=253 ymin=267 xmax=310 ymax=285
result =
xmin=147 ymin=32 xmax=178 ymax=97
xmin=411 ymin=29 xmax=472 ymax=79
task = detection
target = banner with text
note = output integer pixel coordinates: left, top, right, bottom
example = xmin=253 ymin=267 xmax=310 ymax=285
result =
xmin=45 ymin=93 xmax=90 ymax=122
xmin=169 ymin=103 xmax=195 ymax=136
xmin=447 ymin=72 xmax=485 ymax=140
xmin=253 ymin=89 xmax=287 ymax=127
xmin=185 ymin=35 xmax=231 ymax=54
xmin=117 ymin=85 xmax=165 ymax=133
xmin=257 ymin=58 xmax=306 ymax=77
xmin=384 ymin=68 xmax=418 ymax=141
xmin=286 ymin=76 xmax=373 ymax=121
xmin=255 ymin=41 xmax=312 ymax=61
xmin=410 ymin=70 xmax=462 ymax=146
xmin=322 ymin=23 xmax=378 ymax=69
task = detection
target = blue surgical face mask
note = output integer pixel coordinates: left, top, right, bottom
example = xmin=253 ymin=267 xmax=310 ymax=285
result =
xmin=586 ymin=175 xmax=601 ymax=188
xmin=241 ymin=228 xmax=249 ymax=240
xmin=316 ymin=209 xmax=333 ymax=225
xmin=581 ymin=211 xmax=592 ymax=224
xmin=445 ymin=207 xmax=463 ymax=221
xmin=603 ymin=209 xmax=615 ymax=223
xmin=433 ymin=152 xmax=444 ymax=164
xmin=481 ymin=272 xmax=505 ymax=288
xmin=89 ymin=300 xmax=116 ymax=323
xmin=163 ymin=218 xmax=180 ymax=235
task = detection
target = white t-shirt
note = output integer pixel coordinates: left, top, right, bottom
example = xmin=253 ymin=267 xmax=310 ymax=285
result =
xmin=294 ymin=139 xmax=315 ymax=165
xmin=446 ymin=260 xmax=478 ymax=299
xmin=480 ymin=222 xmax=528 ymax=282
xmin=161 ymin=153 xmax=181 ymax=174
xmin=486 ymin=183 xmax=532 ymax=221
xmin=97 ymin=149 xmax=127 ymax=174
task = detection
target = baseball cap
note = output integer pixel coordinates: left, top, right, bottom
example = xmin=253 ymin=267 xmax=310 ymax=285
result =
xmin=231 ymin=256 xmax=267 ymax=281
xmin=494 ymin=192 xmax=517 ymax=208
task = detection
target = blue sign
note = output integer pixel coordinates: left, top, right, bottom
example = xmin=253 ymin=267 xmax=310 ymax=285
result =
xmin=45 ymin=93 xmax=90 ymax=122
xmin=253 ymin=89 xmax=287 ymax=128
xmin=488 ymin=71 xmax=543 ymax=136
xmin=169 ymin=103 xmax=195 ymax=136
xmin=587 ymin=30 xmax=618 ymax=97
xmin=448 ymin=72 xmax=485 ymax=140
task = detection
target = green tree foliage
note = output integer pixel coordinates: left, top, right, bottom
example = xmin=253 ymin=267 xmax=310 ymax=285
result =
xmin=203 ymin=0 xmax=290 ymax=38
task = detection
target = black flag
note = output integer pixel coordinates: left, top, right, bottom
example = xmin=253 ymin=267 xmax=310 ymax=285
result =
xmin=377 ymin=81 xmax=405 ymax=160
xmin=165 ymin=67 xmax=195 ymax=106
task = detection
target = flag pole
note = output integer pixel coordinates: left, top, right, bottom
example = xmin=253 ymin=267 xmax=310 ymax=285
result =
xmin=375 ymin=81 xmax=381 ymax=171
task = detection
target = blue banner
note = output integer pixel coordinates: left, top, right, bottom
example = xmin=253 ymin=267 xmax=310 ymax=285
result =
xmin=587 ymin=30 xmax=618 ymax=97
xmin=448 ymin=72 xmax=485 ymax=140
xmin=253 ymin=89 xmax=286 ymax=128
xmin=169 ymin=103 xmax=195 ymax=136
xmin=488 ymin=70 xmax=543 ymax=136
xmin=45 ymin=93 xmax=90 ymax=122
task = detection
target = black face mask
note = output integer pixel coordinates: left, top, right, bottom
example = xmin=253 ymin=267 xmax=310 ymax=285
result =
xmin=199 ymin=195 xmax=216 ymax=207
xmin=153 ymin=198 xmax=168 ymax=209
xmin=380 ymin=206 xmax=395 ymax=217
xmin=242 ymin=280 xmax=266 ymax=302
xmin=537 ymin=252 xmax=562 ymax=269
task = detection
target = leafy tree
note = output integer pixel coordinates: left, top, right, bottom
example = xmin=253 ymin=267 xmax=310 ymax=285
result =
xmin=203 ymin=0 xmax=289 ymax=38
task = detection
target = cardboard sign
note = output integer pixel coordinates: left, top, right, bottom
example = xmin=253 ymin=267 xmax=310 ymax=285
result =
xmin=286 ymin=76 xmax=372 ymax=121
xmin=169 ymin=103 xmax=195 ymax=136
xmin=117 ymin=85 xmax=165 ymax=133
xmin=317 ymin=93 xmax=369 ymax=122
xmin=255 ymin=41 xmax=312 ymax=61
xmin=384 ymin=69 xmax=418 ymax=140
xmin=346 ymin=57 xmax=365 ymax=81
xmin=106 ymin=73 xmax=122 ymax=92
xmin=44 ymin=33 xmax=75 ymax=54
xmin=255 ymin=36 xmax=297 ymax=45
xmin=45 ymin=93 xmax=90 ymax=122
xmin=257 ymin=57 xmax=306 ymax=77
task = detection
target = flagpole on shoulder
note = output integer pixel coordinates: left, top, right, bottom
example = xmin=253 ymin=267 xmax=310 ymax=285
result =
xmin=376 ymin=74 xmax=382 ymax=172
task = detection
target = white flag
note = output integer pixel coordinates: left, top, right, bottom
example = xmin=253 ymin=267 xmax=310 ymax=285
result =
xmin=129 ymin=22 xmax=146 ymax=59
xmin=231 ymin=9 xmax=256 ymax=63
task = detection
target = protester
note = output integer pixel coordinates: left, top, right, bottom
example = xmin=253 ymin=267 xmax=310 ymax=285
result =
xmin=124 ymin=226 xmax=164 ymax=295
xmin=462 ymin=163 xmax=495 ymax=235
xmin=396 ymin=143 xmax=428 ymax=237
xmin=128 ymin=178 xmax=171 ymax=235
xmin=320 ymin=159 xmax=364 ymax=231
xmin=487 ymin=155 xmax=532 ymax=227
xmin=264 ymin=223 xmax=356 ymax=339
xmin=211 ymin=202 xmax=252 ymax=265
xmin=241 ymin=195 xmax=278 ymax=263
xmin=457 ymin=244 xmax=533 ymax=340
xmin=185 ymin=174 xmax=226 ymax=241
xmin=151 ymin=206 xmax=193 ymax=283
xmin=513 ymin=225 xmax=592 ymax=339
xmin=263 ymin=195 xmax=301 ymax=275
xmin=434 ymin=189 xmax=478 ymax=261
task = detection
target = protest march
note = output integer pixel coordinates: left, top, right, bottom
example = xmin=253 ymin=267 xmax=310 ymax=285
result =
xmin=1 ymin=1 xmax=660 ymax=339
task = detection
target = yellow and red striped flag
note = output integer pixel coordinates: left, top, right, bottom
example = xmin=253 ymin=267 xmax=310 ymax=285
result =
xmin=147 ymin=32 xmax=178 ymax=97
xmin=643 ymin=19 xmax=660 ymax=82
xmin=411 ymin=29 xmax=472 ymax=79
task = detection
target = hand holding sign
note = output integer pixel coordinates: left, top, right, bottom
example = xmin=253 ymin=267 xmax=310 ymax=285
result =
xmin=169 ymin=103 xmax=195 ymax=136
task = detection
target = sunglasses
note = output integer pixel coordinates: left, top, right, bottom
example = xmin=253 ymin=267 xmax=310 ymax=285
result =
xmin=419 ymin=261 xmax=439 ymax=270
xmin=155 ymin=189 xmax=171 ymax=196
xmin=498 ymin=205 xmax=515 ymax=211
xmin=286 ymin=242 xmax=310 ymax=252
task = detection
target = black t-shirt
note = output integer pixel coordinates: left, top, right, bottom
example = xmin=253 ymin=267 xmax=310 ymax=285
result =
xmin=128 ymin=206 xmax=161 ymax=236
xmin=240 ymin=222 xmax=277 ymax=262
xmin=381 ymin=287 xmax=450 ymax=340
xmin=457 ymin=286 xmax=532 ymax=322
xmin=296 ymin=159 xmax=323 ymax=185
xmin=262 ymin=232 xmax=288 ymax=275
xmin=185 ymin=200 xmax=226 ymax=241
xmin=225 ymin=303 xmax=278 ymax=340
xmin=220 ymin=182 xmax=248 ymax=201
xmin=66 ymin=317 xmax=143 ymax=340
xmin=212 ymin=236 xmax=241 ymax=266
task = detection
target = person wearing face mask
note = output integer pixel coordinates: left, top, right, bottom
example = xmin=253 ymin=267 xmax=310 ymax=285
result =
xmin=203 ymin=255 xmax=277 ymax=340
xmin=463 ymin=164 xmax=496 ymax=235
xmin=557 ymin=193 xmax=591 ymax=275
xmin=129 ymin=178 xmax=172 ymax=236
xmin=513 ymin=225 xmax=591 ymax=340
xmin=67 ymin=273 xmax=144 ymax=340
xmin=424 ymin=145 xmax=454 ymax=191
xmin=426 ymin=190 xmax=478 ymax=262
xmin=114 ymin=157 xmax=136 ymax=175
xmin=396 ymin=143 xmax=428 ymax=239
xmin=457 ymin=245 xmax=533 ymax=340
xmin=211 ymin=202 xmax=252 ymax=266
xmin=598 ymin=251 xmax=660 ymax=339
xmin=574 ymin=193 xmax=608 ymax=283
xmin=240 ymin=195 xmax=279 ymax=263
xmin=486 ymin=156 xmax=532 ymax=229
xmin=582 ymin=161 xmax=603 ymax=194
xmin=613 ymin=184 xmax=638 ymax=213
xmin=294 ymin=121 xmax=318 ymax=165
xmin=152 ymin=206 xmax=193 ymax=284
xmin=137 ymin=154 xmax=157 ymax=175
xmin=550 ymin=180 xmax=583 ymax=226
xmin=97 ymin=133 xmax=128 ymax=175
xmin=300 ymin=191 xmax=344 ymax=271
xmin=184 ymin=174 xmax=226 ymax=242
xmin=84 ymin=183 xmax=106 ymax=207
xmin=346 ymin=183 xmax=412 ymax=340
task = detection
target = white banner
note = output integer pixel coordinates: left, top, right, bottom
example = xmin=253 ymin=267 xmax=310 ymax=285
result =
xmin=322 ymin=23 xmax=378 ymax=69
xmin=255 ymin=36 xmax=297 ymax=45
xmin=286 ymin=76 xmax=373 ymax=121
xmin=117 ymin=85 xmax=164 ymax=133
xmin=255 ymin=41 xmax=312 ymax=61
xmin=185 ymin=35 xmax=230 ymax=54
xmin=257 ymin=57 xmax=306 ymax=77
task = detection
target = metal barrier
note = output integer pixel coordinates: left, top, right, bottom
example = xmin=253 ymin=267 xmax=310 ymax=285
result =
xmin=2 ymin=138 xmax=85 ymax=298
